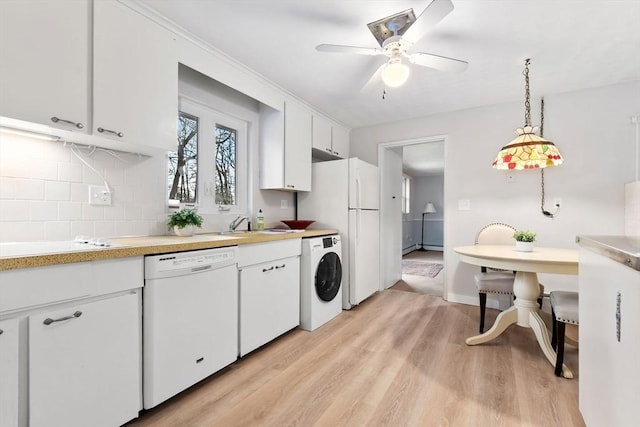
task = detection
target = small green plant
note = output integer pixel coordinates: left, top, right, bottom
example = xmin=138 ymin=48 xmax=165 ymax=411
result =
xmin=513 ymin=230 xmax=536 ymax=242
xmin=167 ymin=208 xmax=203 ymax=230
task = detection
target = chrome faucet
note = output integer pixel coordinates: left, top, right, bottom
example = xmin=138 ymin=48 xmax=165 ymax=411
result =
xmin=229 ymin=215 xmax=248 ymax=232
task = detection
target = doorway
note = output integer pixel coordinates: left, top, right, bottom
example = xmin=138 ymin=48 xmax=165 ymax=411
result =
xmin=378 ymin=136 xmax=447 ymax=299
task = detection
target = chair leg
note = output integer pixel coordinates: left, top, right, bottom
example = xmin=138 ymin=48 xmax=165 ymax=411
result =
xmin=551 ymin=308 xmax=557 ymax=350
xmin=555 ymin=321 xmax=566 ymax=377
xmin=479 ymin=293 xmax=487 ymax=333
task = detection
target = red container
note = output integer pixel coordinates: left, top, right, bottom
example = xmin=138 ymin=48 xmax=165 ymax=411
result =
xmin=280 ymin=220 xmax=315 ymax=230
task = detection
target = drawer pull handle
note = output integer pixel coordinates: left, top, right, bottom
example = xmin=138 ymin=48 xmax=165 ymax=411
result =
xmin=262 ymin=266 xmax=274 ymax=272
xmin=43 ymin=311 xmax=82 ymax=325
xmin=51 ymin=116 xmax=84 ymax=129
xmin=275 ymin=264 xmax=286 ymax=269
xmin=97 ymin=127 xmax=124 ymax=138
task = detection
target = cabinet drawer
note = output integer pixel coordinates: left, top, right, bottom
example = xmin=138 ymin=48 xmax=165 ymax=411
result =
xmin=237 ymin=238 xmax=301 ymax=267
xmin=0 ymin=263 xmax=91 ymax=313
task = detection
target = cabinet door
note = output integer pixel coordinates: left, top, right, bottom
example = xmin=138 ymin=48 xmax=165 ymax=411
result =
xmin=0 ymin=318 xmax=19 ymax=427
xmin=283 ymin=102 xmax=312 ymax=191
xmin=239 ymin=256 xmax=300 ymax=356
xmin=93 ymin=0 xmax=177 ymax=151
xmin=29 ymin=293 xmax=141 ymax=427
xmin=579 ymin=249 xmax=640 ymax=427
xmin=312 ymin=114 xmax=333 ymax=154
xmin=331 ymin=125 xmax=350 ymax=159
xmin=0 ymin=0 xmax=89 ymax=132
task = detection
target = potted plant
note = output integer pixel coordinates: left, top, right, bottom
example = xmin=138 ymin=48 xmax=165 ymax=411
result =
xmin=167 ymin=208 xmax=203 ymax=237
xmin=513 ymin=230 xmax=536 ymax=252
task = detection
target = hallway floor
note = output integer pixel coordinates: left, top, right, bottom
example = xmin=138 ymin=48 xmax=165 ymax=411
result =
xmin=392 ymin=249 xmax=444 ymax=297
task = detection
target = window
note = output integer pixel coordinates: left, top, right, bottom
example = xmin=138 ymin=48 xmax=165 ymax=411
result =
xmin=167 ymin=97 xmax=247 ymax=213
xmin=402 ymin=174 xmax=411 ymax=214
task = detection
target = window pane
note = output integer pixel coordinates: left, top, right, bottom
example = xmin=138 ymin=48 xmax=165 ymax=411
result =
xmin=168 ymin=112 xmax=198 ymax=203
xmin=215 ymin=124 xmax=236 ymax=205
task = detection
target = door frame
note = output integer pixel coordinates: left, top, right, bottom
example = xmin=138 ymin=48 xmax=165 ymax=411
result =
xmin=378 ymin=135 xmax=447 ymax=297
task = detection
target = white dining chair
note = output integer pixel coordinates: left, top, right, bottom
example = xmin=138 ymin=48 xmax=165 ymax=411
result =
xmin=550 ymin=291 xmax=579 ymax=377
xmin=474 ymin=223 xmax=544 ymax=333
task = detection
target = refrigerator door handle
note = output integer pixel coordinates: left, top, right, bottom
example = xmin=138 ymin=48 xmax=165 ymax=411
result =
xmin=356 ymin=175 xmax=361 ymax=208
xmin=356 ymin=209 xmax=360 ymax=243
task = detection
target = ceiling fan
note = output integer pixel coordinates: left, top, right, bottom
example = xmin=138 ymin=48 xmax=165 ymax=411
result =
xmin=316 ymin=0 xmax=468 ymax=90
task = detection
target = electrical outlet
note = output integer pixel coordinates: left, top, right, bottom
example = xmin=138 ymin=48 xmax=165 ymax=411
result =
xmin=89 ymin=185 xmax=112 ymax=205
xmin=280 ymin=199 xmax=288 ymax=209
xmin=458 ymin=199 xmax=471 ymax=211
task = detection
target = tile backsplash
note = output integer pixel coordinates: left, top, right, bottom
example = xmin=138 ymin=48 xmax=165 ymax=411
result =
xmin=0 ymin=133 xmax=167 ymax=242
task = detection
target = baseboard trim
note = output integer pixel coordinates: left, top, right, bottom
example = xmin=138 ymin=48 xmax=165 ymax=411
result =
xmin=445 ymin=293 xmax=500 ymax=310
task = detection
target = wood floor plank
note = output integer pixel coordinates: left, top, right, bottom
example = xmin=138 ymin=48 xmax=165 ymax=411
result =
xmin=126 ymin=289 xmax=584 ymax=427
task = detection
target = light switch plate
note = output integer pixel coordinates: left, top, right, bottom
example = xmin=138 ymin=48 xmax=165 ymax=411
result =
xmin=89 ymin=185 xmax=112 ymax=205
xmin=458 ymin=199 xmax=471 ymax=211
xmin=280 ymin=199 xmax=288 ymax=209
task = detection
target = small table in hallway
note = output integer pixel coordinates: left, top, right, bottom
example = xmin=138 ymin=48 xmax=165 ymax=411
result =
xmin=454 ymin=245 xmax=579 ymax=378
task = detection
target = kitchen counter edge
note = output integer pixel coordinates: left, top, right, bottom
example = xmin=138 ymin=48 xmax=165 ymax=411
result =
xmin=0 ymin=229 xmax=339 ymax=271
xmin=576 ymin=235 xmax=640 ymax=271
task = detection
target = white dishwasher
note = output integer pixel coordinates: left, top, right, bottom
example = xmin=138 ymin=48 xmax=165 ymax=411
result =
xmin=143 ymin=246 xmax=238 ymax=409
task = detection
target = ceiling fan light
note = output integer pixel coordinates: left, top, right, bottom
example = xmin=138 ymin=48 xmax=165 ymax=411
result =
xmin=381 ymin=61 xmax=410 ymax=87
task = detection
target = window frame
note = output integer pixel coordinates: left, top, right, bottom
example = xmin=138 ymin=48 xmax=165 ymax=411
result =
xmin=171 ymin=96 xmax=248 ymax=215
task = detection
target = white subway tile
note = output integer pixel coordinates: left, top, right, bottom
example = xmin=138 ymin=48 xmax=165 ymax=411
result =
xmin=0 ymin=221 xmax=45 ymax=242
xmin=58 ymin=162 xmax=83 ymax=183
xmin=94 ymin=221 xmax=116 ymax=238
xmin=82 ymin=204 xmax=105 ymax=220
xmin=104 ymin=205 xmax=125 ymax=220
xmin=45 ymin=181 xmax=70 ymax=201
xmin=70 ymin=221 xmax=95 ymax=238
xmin=30 ymin=201 xmax=58 ymax=220
xmin=14 ymin=179 xmax=45 ymax=200
xmin=0 ymin=200 xmax=29 ymax=221
xmin=45 ymin=221 xmax=71 ymax=240
xmin=58 ymin=202 xmax=82 ymax=220
xmin=0 ymin=177 xmax=16 ymax=199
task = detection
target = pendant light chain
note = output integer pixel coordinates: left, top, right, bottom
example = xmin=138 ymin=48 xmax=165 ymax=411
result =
xmin=524 ymin=58 xmax=531 ymax=127
xmin=539 ymin=96 xmax=558 ymax=218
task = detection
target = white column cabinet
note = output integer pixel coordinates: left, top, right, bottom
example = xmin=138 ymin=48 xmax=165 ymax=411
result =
xmin=260 ymin=101 xmax=311 ymax=191
xmin=28 ymin=292 xmax=141 ymax=427
xmin=579 ymin=247 xmax=640 ymax=427
xmin=0 ymin=318 xmax=19 ymax=427
xmin=0 ymin=0 xmax=90 ymax=133
xmin=311 ymin=114 xmax=350 ymax=160
xmin=93 ymin=0 xmax=177 ymax=151
xmin=238 ymin=239 xmax=301 ymax=356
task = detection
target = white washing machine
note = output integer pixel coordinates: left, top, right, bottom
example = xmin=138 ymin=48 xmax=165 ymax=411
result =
xmin=300 ymin=235 xmax=343 ymax=331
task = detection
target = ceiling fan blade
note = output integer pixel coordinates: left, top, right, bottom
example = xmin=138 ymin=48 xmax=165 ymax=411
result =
xmin=403 ymin=0 xmax=454 ymax=44
xmin=408 ymin=52 xmax=468 ymax=72
xmin=360 ymin=63 xmax=386 ymax=93
xmin=316 ymin=44 xmax=383 ymax=56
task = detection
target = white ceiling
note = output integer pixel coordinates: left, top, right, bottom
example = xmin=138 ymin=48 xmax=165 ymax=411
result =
xmin=403 ymin=141 xmax=444 ymax=177
xmin=138 ymin=0 xmax=640 ymax=131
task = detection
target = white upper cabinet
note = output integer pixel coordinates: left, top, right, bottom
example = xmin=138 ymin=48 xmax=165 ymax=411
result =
xmin=260 ymin=101 xmax=311 ymax=191
xmin=311 ymin=114 xmax=350 ymax=160
xmin=0 ymin=0 xmax=90 ymax=132
xmin=93 ymin=1 xmax=177 ymax=151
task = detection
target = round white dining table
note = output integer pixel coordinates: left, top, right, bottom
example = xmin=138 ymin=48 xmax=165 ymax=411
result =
xmin=454 ymin=245 xmax=579 ymax=378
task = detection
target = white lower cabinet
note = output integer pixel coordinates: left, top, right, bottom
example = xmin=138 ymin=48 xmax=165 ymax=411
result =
xmin=238 ymin=240 xmax=301 ymax=356
xmin=579 ymin=247 xmax=640 ymax=427
xmin=28 ymin=292 xmax=141 ymax=427
xmin=0 ymin=317 xmax=19 ymax=427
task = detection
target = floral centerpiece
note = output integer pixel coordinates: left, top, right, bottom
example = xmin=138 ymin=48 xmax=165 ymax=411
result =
xmin=167 ymin=208 xmax=203 ymax=237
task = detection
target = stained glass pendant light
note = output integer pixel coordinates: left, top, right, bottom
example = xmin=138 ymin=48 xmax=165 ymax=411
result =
xmin=493 ymin=59 xmax=563 ymax=170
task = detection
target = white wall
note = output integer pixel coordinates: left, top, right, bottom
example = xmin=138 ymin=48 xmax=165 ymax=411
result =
xmin=351 ymin=81 xmax=640 ymax=304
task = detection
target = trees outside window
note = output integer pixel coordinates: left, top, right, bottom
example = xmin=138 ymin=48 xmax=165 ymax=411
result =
xmin=167 ymin=97 xmax=247 ymax=213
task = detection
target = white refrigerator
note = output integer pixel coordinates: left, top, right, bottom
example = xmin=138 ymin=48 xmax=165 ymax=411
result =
xmin=298 ymin=158 xmax=380 ymax=309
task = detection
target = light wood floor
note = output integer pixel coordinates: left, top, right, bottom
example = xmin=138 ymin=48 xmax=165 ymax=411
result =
xmin=126 ymin=290 xmax=583 ymax=427
xmin=394 ymin=250 xmax=444 ymax=297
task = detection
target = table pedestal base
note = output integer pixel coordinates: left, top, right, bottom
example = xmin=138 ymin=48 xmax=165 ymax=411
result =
xmin=465 ymin=271 xmax=573 ymax=379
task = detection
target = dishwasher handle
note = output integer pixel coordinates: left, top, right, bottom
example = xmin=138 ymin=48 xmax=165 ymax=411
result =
xmin=191 ymin=265 xmax=212 ymax=273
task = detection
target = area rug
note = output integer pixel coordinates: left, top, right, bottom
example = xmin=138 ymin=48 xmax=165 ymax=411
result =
xmin=402 ymin=260 xmax=444 ymax=278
